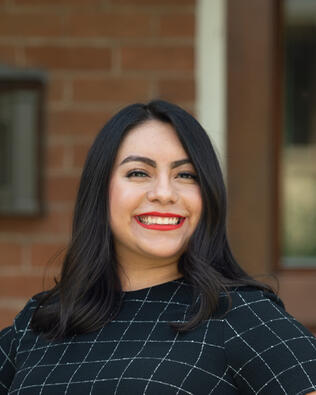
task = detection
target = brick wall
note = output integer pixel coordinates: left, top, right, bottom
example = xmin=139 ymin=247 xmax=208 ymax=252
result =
xmin=0 ymin=0 xmax=196 ymax=328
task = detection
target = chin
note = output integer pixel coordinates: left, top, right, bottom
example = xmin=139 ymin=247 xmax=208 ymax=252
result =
xmin=140 ymin=245 xmax=185 ymax=260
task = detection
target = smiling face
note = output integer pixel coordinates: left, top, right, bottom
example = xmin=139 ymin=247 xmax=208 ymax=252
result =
xmin=109 ymin=120 xmax=202 ymax=274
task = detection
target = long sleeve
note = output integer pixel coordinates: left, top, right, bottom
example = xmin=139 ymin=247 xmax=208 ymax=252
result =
xmin=224 ymin=289 xmax=316 ymax=395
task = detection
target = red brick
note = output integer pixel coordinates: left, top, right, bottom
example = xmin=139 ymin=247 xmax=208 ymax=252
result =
xmin=25 ymin=46 xmax=112 ymax=71
xmin=0 ymin=308 xmax=19 ymax=329
xmin=114 ymin=0 xmax=195 ymax=4
xmin=0 ymin=210 xmax=72 ymax=236
xmin=46 ymin=144 xmax=65 ymax=170
xmin=159 ymin=14 xmax=195 ymax=37
xmin=73 ymin=78 xmax=150 ymax=103
xmin=31 ymin=242 xmax=66 ymax=267
xmin=0 ymin=45 xmax=16 ymax=64
xmin=47 ymin=79 xmax=65 ymax=103
xmin=66 ymin=13 xmax=152 ymax=38
xmin=14 ymin=0 xmax=102 ymax=5
xmin=48 ymin=109 xmax=109 ymax=136
xmin=72 ymin=143 xmax=91 ymax=168
xmin=0 ymin=13 xmax=64 ymax=38
xmin=158 ymin=78 xmax=195 ymax=101
xmin=0 ymin=274 xmax=55 ymax=298
xmin=46 ymin=175 xmax=80 ymax=202
xmin=0 ymin=242 xmax=23 ymax=266
xmin=121 ymin=46 xmax=194 ymax=72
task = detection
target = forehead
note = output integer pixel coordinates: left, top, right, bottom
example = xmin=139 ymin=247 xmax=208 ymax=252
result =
xmin=116 ymin=120 xmax=188 ymax=160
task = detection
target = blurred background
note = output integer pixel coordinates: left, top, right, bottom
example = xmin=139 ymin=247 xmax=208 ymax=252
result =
xmin=0 ymin=0 xmax=315 ymax=330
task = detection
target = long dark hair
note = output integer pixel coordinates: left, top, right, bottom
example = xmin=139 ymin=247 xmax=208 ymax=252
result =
xmin=31 ymin=100 xmax=273 ymax=339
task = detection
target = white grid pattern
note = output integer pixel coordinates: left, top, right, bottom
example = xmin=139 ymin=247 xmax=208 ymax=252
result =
xmin=0 ymin=279 xmax=315 ymax=394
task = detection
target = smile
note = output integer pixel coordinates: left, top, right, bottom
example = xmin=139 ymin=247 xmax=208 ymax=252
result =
xmin=135 ymin=212 xmax=185 ymax=231
xmin=138 ymin=216 xmax=181 ymax=225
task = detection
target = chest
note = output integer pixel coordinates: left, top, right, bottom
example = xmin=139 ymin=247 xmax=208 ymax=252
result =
xmin=10 ymin=321 xmax=237 ymax=395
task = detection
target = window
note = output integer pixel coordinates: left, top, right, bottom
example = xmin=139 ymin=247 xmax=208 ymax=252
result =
xmin=281 ymin=0 xmax=316 ymax=267
xmin=0 ymin=67 xmax=46 ymax=216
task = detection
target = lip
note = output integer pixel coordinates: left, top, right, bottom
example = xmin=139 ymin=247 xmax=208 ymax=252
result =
xmin=137 ymin=211 xmax=184 ymax=218
xmin=135 ymin=217 xmax=185 ymax=231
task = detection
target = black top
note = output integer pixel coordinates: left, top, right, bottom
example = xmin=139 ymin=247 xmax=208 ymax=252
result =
xmin=1 ymin=278 xmax=316 ymax=395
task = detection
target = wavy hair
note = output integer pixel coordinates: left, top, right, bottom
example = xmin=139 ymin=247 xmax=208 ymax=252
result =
xmin=31 ymin=100 xmax=272 ymax=339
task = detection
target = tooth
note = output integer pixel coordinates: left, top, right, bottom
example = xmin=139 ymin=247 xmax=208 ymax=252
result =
xmin=138 ymin=215 xmax=183 ymax=225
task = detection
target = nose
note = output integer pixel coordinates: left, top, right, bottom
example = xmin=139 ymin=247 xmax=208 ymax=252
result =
xmin=146 ymin=175 xmax=178 ymax=204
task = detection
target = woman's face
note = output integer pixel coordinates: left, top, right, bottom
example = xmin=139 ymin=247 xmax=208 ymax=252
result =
xmin=109 ymin=120 xmax=202 ymax=266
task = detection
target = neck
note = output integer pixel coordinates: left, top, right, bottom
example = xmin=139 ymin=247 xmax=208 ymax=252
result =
xmin=118 ymin=260 xmax=182 ymax=292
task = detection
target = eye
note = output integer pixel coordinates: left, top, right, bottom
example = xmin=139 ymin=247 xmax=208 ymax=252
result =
xmin=177 ymin=172 xmax=198 ymax=180
xmin=126 ymin=170 xmax=149 ymax=178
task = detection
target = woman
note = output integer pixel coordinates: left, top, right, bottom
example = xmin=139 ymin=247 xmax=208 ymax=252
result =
xmin=1 ymin=100 xmax=316 ymax=394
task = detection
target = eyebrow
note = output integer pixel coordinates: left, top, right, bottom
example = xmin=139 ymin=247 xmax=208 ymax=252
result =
xmin=119 ymin=155 xmax=192 ymax=169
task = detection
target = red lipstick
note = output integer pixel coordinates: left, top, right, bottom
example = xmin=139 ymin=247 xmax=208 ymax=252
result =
xmin=135 ymin=212 xmax=185 ymax=231
xmin=138 ymin=212 xmax=184 ymax=217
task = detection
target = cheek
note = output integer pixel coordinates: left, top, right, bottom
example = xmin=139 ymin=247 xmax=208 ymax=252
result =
xmin=109 ymin=178 xmax=125 ymax=224
xmin=109 ymin=178 xmax=143 ymax=221
xmin=185 ymin=188 xmax=203 ymax=221
xmin=196 ymin=193 xmax=203 ymax=216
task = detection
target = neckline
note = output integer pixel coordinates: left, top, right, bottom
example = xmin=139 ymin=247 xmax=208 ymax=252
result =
xmin=122 ymin=277 xmax=185 ymax=297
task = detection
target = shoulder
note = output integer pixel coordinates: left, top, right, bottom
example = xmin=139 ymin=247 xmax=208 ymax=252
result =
xmin=2 ymin=292 xmax=46 ymax=354
xmin=222 ymin=287 xmax=316 ymax=394
xmin=214 ymin=286 xmax=286 ymax=325
xmin=14 ymin=293 xmax=43 ymax=331
xmin=224 ymin=286 xmax=286 ymax=324
xmin=223 ymin=286 xmax=315 ymax=350
xmin=0 ymin=294 xmax=42 ymax=390
xmin=4 ymin=292 xmax=46 ymax=337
